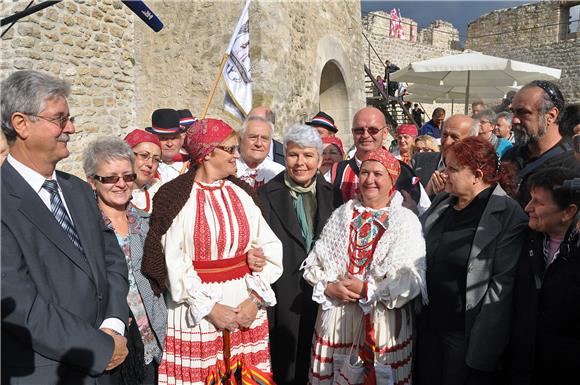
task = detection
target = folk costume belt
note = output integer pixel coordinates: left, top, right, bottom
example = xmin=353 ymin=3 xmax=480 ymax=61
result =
xmin=194 ymin=253 xmax=250 ymax=283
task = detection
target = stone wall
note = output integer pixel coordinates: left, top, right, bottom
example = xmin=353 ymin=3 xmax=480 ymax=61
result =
xmin=465 ymin=1 xmax=580 ymax=103
xmin=465 ymin=1 xmax=577 ymax=52
xmin=0 ymin=0 xmax=136 ymax=176
xmin=2 ymin=0 xmax=366 ymax=176
xmin=362 ymin=11 xmax=461 ymax=83
xmin=361 ymin=11 xmax=462 ymax=120
xmin=419 ymin=20 xmax=460 ymax=50
xmin=135 ymin=0 xmax=365 ymax=147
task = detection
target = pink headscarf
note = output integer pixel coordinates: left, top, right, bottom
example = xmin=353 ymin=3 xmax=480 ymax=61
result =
xmin=185 ymin=118 xmax=234 ymax=164
xmin=396 ymin=124 xmax=418 ymax=137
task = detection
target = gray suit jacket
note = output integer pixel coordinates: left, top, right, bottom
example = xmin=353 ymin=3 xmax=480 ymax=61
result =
xmin=124 ymin=207 xmax=167 ymax=364
xmin=421 ymin=184 xmax=528 ymax=371
xmin=1 ymin=162 xmax=129 ymax=384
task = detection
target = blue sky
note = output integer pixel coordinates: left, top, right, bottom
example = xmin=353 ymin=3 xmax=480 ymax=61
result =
xmin=361 ymin=1 xmax=529 ymax=43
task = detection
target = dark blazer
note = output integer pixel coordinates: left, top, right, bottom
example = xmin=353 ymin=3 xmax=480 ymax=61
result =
xmin=505 ymin=224 xmax=580 ymax=385
xmin=272 ymin=139 xmax=285 ymax=166
xmin=258 ymin=172 xmax=335 ymax=385
xmin=421 ymin=184 xmax=528 ymax=372
xmin=411 ymin=151 xmax=441 ymax=188
xmin=1 ymin=162 xmax=129 ymax=384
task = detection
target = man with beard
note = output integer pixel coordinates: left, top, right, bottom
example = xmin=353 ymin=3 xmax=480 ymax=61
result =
xmin=502 ymin=80 xmax=580 ymax=207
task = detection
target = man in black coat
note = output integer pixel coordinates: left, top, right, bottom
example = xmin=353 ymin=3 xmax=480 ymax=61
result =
xmin=501 ymin=80 xmax=580 ymax=207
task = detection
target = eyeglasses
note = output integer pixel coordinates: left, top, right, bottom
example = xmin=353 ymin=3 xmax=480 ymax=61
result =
xmin=352 ymin=126 xmax=384 ymax=136
xmin=215 ymin=145 xmax=239 ymax=154
xmin=530 ymin=80 xmax=564 ymax=112
xmin=479 ymin=120 xmax=492 ymax=125
xmin=93 ymin=174 xmax=137 ymax=184
xmin=134 ymin=152 xmax=162 ymax=164
xmin=416 ymin=148 xmax=433 ymax=153
xmin=24 ymin=113 xmax=75 ymax=128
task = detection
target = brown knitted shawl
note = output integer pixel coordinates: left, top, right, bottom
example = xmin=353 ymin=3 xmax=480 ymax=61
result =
xmin=141 ymin=166 xmax=261 ymax=296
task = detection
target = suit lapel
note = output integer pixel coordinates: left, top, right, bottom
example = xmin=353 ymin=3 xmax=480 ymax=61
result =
xmin=267 ymin=177 xmax=305 ymax=249
xmin=4 ymin=164 xmax=93 ymax=277
xmin=468 ymin=188 xmax=505 ymax=262
xmin=422 ymin=194 xmax=452 ymax=238
xmin=57 ymin=173 xmax=99 ymax=284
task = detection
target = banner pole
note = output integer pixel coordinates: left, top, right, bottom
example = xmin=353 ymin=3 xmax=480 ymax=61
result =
xmin=200 ymin=53 xmax=229 ymax=119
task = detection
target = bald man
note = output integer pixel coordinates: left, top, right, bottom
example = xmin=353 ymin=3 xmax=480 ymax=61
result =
xmin=331 ymin=107 xmax=430 ymax=214
xmin=248 ymin=106 xmax=285 ymax=165
xmin=412 ymin=114 xmax=478 ymax=196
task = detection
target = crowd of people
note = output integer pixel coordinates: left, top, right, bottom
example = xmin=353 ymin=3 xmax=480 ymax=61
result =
xmin=1 ymin=68 xmax=579 ymax=385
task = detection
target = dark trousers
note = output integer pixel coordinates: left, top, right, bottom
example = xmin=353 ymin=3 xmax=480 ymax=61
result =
xmin=415 ymin=328 xmax=495 ymax=385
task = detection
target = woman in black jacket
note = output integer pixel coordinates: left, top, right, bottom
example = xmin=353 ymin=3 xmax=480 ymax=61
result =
xmin=255 ymin=123 xmax=336 ymax=385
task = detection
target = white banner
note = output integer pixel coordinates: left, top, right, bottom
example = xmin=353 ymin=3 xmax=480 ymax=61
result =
xmin=223 ymin=0 xmax=252 ymax=120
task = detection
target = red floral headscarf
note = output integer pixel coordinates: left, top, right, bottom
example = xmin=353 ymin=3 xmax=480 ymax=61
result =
xmin=361 ymin=148 xmax=401 ymax=184
xmin=185 ymin=118 xmax=234 ymax=164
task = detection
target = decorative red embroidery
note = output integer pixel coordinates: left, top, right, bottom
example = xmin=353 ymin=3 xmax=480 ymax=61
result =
xmin=226 ymin=186 xmax=250 ymax=256
xmin=208 ymin=190 xmax=227 ymax=259
xmin=194 ymin=192 xmax=211 ymax=261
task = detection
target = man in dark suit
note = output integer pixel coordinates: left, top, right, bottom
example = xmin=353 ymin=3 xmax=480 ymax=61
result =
xmin=248 ymin=105 xmax=285 ymax=165
xmin=1 ymin=70 xmax=129 ymax=384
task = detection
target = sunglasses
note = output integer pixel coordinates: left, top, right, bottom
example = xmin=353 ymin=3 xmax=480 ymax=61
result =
xmin=352 ymin=126 xmax=384 ymax=136
xmin=93 ymin=174 xmax=137 ymax=184
xmin=215 ymin=145 xmax=239 ymax=154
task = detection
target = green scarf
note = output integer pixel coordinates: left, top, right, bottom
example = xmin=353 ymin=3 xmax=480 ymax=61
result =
xmin=284 ymin=172 xmax=317 ymax=252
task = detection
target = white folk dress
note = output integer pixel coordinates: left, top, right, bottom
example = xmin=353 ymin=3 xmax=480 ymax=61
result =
xmin=302 ymin=193 xmax=427 ymax=385
xmin=158 ymin=179 xmax=283 ymax=385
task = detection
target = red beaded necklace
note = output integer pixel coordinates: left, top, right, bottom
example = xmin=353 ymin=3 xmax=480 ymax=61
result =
xmin=347 ymin=210 xmax=387 ymax=275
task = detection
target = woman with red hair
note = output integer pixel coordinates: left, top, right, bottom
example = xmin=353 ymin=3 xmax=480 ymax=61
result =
xmin=415 ymin=136 xmax=528 ymax=385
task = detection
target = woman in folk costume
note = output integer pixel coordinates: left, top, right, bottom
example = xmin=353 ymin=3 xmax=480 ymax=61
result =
xmin=392 ymin=124 xmax=417 ymax=165
xmin=141 ymin=118 xmax=283 ymax=384
xmin=302 ymin=148 xmax=427 ymax=385
xmin=124 ymin=129 xmax=163 ymax=214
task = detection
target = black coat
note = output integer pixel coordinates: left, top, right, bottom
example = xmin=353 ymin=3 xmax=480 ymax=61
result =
xmin=258 ymin=172 xmax=335 ymax=385
xmin=504 ymin=224 xmax=580 ymax=385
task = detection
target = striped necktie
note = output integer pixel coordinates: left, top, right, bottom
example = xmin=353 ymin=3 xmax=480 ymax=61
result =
xmin=42 ymin=180 xmax=84 ymax=253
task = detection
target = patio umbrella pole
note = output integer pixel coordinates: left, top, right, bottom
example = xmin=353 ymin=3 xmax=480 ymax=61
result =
xmin=464 ymin=70 xmax=471 ymax=114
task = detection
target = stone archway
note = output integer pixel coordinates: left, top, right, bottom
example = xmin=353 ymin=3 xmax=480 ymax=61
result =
xmin=319 ymin=60 xmax=349 ymax=134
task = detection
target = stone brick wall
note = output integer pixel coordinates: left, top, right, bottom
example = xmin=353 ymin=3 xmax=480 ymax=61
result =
xmin=361 ymin=11 xmax=462 ymax=119
xmin=2 ymin=0 xmax=365 ymax=176
xmin=1 ymin=0 xmax=136 ymax=176
xmin=465 ymin=1 xmax=575 ymax=52
xmin=135 ymin=0 xmax=365 ymax=147
xmin=465 ymin=1 xmax=580 ymax=103
xmin=362 ymin=11 xmax=462 ymax=85
xmin=419 ymin=20 xmax=460 ymax=50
